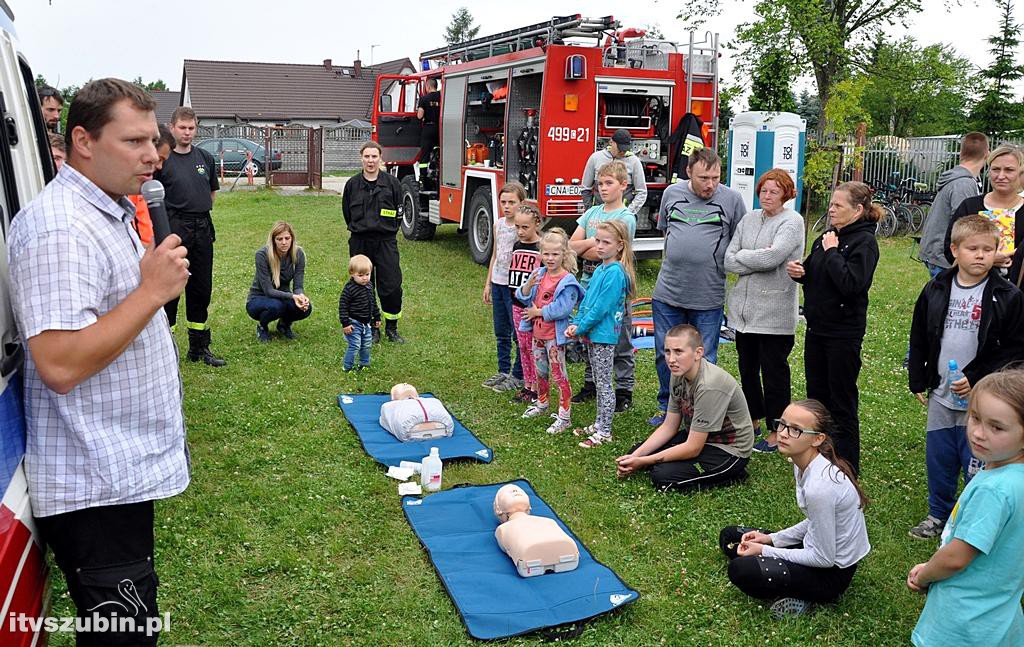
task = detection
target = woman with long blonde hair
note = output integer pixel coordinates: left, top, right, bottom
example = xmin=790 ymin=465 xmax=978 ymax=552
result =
xmin=246 ymin=221 xmax=312 ymax=341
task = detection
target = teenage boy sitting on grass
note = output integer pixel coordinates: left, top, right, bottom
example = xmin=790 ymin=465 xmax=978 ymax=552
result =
xmin=616 ymin=324 xmax=754 ymax=491
xmin=569 ymin=160 xmax=637 ymax=413
xmin=907 ymin=214 xmax=1024 ymax=539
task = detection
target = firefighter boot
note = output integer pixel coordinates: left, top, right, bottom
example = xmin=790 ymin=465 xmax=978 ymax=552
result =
xmin=187 ymin=328 xmax=227 ymax=367
xmin=384 ymin=319 xmax=406 ymax=344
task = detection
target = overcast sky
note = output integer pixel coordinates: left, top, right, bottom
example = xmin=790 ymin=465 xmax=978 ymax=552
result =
xmin=10 ymin=0 xmax=1020 ymax=101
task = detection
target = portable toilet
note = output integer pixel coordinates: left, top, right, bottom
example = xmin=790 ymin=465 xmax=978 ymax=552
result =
xmin=727 ymin=111 xmax=806 ymax=212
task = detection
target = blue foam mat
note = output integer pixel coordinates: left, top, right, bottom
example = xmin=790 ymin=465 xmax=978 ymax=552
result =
xmin=337 ymin=393 xmax=493 ymax=466
xmin=402 ymin=480 xmax=639 ymax=640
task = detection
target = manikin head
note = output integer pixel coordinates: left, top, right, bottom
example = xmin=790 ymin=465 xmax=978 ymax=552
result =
xmin=493 ymin=484 xmax=531 ymax=522
xmin=390 ymin=383 xmax=418 ymax=400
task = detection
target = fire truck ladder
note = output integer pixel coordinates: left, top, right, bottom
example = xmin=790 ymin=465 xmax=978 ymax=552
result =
xmin=684 ymin=31 xmax=720 ymax=148
xmin=420 ymin=15 xmax=620 ymax=66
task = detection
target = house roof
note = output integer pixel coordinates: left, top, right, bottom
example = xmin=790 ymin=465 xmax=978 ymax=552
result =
xmin=182 ymin=57 xmax=415 ymax=123
xmin=151 ymin=90 xmax=180 ymax=125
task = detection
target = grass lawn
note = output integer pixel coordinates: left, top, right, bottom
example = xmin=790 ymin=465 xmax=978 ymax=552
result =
xmin=46 ymin=190 xmax=941 ymax=645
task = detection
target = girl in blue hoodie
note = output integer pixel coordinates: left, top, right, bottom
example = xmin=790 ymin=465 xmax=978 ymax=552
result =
xmin=567 ymin=220 xmax=636 ymax=448
xmin=516 ymin=228 xmax=585 ymax=434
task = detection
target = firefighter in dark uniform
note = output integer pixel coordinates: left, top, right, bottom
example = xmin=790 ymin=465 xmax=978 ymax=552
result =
xmin=342 ymin=141 xmax=406 ymax=343
xmin=416 ymin=78 xmax=441 ymax=189
xmin=155 ymin=106 xmax=226 ymax=366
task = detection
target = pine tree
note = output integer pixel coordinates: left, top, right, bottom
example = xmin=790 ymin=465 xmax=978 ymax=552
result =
xmin=970 ymin=0 xmax=1024 ymax=136
xmin=444 ymin=7 xmax=480 ymax=45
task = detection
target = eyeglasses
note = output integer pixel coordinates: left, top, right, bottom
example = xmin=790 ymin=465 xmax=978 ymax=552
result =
xmin=773 ymin=419 xmax=823 ymax=439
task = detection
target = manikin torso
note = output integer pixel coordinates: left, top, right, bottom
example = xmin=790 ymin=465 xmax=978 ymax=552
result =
xmin=493 ymin=484 xmax=579 ymax=577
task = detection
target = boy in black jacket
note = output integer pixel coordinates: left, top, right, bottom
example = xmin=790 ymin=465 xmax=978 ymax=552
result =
xmin=907 ymin=215 xmax=1024 ymax=538
xmin=339 ymin=254 xmax=381 ymax=371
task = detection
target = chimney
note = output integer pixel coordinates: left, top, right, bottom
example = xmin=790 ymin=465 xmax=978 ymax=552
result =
xmin=323 ymin=58 xmax=332 ymax=71
xmin=353 ymin=58 xmax=362 ymax=78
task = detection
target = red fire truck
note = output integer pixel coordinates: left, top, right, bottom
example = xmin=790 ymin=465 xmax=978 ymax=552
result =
xmin=371 ymin=15 xmax=720 ymax=263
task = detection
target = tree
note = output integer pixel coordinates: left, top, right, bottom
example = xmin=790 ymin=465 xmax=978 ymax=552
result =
xmin=132 ymin=77 xmax=168 ymax=92
xmin=969 ymin=0 xmax=1024 ymax=136
xmin=747 ymin=48 xmax=798 ymax=113
xmin=444 ymin=7 xmax=480 ymax=45
xmin=795 ymin=89 xmax=820 ymax=133
xmin=682 ymin=0 xmax=924 ymax=127
xmin=860 ymin=37 xmax=975 ymax=137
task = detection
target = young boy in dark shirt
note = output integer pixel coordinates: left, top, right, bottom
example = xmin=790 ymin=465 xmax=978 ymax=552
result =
xmin=338 ymin=254 xmax=381 ymax=371
xmin=907 ymin=215 xmax=1024 ymax=538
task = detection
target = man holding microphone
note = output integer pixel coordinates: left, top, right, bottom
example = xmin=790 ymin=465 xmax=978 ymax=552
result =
xmin=8 ymin=78 xmax=190 ymax=645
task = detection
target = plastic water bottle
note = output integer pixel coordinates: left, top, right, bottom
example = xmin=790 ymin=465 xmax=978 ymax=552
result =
xmin=421 ymin=447 xmax=442 ymax=492
xmin=947 ymin=360 xmax=969 ymax=409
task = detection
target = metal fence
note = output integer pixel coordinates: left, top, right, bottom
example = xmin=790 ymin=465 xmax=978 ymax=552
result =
xmin=829 ymin=134 xmax=1024 ymax=194
xmin=194 ymin=123 xmax=370 ymax=172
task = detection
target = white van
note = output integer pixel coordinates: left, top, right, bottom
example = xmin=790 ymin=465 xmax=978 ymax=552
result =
xmin=0 ymin=2 xmax=57 ymax=644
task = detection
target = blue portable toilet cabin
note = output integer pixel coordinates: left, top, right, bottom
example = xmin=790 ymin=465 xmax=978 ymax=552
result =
xmin=727 ymin=111 xmax=806 ymax=212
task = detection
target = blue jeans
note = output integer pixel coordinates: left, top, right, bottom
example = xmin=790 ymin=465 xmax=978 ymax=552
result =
xmin=246 ymin=295 xmax=313 ymax=327
xmin=490 ymin=282 xmax=523 ymax=379
xmin=653 ymin=299 xmax=723 ymax=412
xmin=344 ymin=321 xmax=373 ymax=370
xmin=924 ymin=262 xmax=944 ymax=279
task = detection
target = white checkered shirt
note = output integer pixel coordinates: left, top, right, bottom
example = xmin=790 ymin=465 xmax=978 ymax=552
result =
xmin=7 ymin=164 xmax=190 ymax=517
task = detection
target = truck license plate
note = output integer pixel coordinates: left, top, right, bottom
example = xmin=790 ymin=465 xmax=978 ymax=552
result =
xmin=545 ymin=185 xmax=582 ymax=196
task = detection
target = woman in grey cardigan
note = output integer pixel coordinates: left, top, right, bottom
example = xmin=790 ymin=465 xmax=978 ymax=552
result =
xmin=246 ymin=221 xmax=312 ymax=342
xmin=724 ymin=169 xmax=805 ymax=452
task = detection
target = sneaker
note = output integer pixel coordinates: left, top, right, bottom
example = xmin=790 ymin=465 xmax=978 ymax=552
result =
xmin=614 ymin=389 xmax=632 ymax=413
xmin=492 ymin=375 xmax=521 ymax=393
xmin=522 ymin=402 xmax=550 ymax=418
xmin=572 ymin=424 xmax=597 ymax=437
xmin=482 ymin=373 xmax=506 ymax=388
xmin=277 ymin=322 xmax=296 ymax=340
xmin=571 ymin=382 xmax=596 ymax=403
xmin=511 ymin=388 xmax=537 ymax=404
xmin=546 ymin=417 xmax=572 ymax=434
xmin=908 ymin=515 xmax=945 ymax=539
xmin=256 ymin=324 xmax=271 ymax=343
xmin=753 ymin=438 xmax=778 ymax=453
xmin=342 ymin=366 xmax=355 ymax=373
xmin=769 ymin=597 xmax=813 ymax=619
xmin=578 ymin=431 xmax=612 ymax=448
xmin=647 ymin=410 xmax=666 ymax=426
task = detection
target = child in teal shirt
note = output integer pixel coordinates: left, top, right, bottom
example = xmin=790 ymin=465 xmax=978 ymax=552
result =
xmin=908 ymin=368 xmax=1024 ymax=646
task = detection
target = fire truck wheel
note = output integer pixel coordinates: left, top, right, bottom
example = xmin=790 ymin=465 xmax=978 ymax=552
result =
xmin=467 ymin=185 xmax=494 ymax=266
xmin=400 ymin=175 xmax=435 ymax=241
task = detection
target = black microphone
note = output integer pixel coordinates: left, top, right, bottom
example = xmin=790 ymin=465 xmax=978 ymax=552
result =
xmin=141 ymin=179 xmax=171 ymax=246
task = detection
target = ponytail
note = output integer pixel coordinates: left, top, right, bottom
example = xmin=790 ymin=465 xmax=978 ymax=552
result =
xmin=792 ymin=399 xmax=870 ymax=509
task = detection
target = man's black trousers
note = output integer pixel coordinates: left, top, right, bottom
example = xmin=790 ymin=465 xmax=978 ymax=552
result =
xmin=349 ymin=235 xmax=403 ymax=320
xmin=164 ymin=213 xmax=214 ymax=329
xmin=36 ymin=501 xmax=160 ymax=646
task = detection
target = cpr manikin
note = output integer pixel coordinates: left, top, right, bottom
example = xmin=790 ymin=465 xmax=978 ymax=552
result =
xmin=379 ymin=383 xmax=454 ymax=442
xmin=493 ymin=484 xmax=580 ymax=577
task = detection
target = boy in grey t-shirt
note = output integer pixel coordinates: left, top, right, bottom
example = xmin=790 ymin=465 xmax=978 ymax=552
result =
xmin=649 ymin=149 xmax=746 ymax=424
xmin=907 ymin=215 xmax=1024 ymax=539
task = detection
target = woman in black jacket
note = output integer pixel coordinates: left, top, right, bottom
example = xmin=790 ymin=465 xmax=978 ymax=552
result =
xmin=943 ymin=145 xmax=1024 ymax=286
xmin=786 ymin=182 xmax=882 ymax=475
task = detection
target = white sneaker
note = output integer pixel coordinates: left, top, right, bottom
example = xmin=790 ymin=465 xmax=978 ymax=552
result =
xmin=522 ymin=402 xmax=550 ymax=418
xmin=546 ymin=417 xmax=572 ymax=434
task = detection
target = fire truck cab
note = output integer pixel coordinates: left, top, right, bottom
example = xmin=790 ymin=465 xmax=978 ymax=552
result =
xmin=372 ymin=15 xmax=719 ymax=264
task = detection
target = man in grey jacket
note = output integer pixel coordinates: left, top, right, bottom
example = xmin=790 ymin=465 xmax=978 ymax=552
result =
xmin=917 ymin=132 xmax=989 ymax=276
xmin=581 ymin=129 xmax=648 ymax=214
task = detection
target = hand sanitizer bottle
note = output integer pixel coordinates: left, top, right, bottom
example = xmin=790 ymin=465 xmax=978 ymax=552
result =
xmin=421 ymin=447 xmax=442 ymax=492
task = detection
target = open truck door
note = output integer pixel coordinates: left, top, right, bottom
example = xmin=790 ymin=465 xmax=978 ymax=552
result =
xmin=372 ymin=75 xmax=424 ymax=165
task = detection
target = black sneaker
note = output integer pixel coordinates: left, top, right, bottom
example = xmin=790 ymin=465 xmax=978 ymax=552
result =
xmin=256 ymin=324 xmax=271 ymax=343
xmin=571 ymin=382 xmax=596 ymax=403
xmin=277 ymin=322 xmax=296 ymax=340
xmin=614 ymin=389 xmax=632 ymax=413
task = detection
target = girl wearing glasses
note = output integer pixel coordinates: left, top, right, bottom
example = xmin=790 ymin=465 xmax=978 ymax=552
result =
xmin=718 ymin=400 xmax=870 ymax=618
